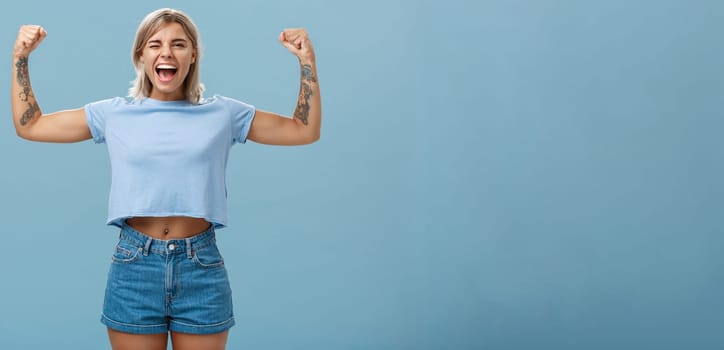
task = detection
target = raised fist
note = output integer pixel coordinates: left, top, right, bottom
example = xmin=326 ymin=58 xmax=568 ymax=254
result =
xmin=14 ymin=25 xmax=47 ymax=58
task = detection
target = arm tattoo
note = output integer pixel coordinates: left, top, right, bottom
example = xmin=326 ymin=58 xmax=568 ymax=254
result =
xmin=15 ymin=56 xmax=40 ymax=125
xmin=301 ymin=64 xmax=317 ymax=83
xmin=15 ymin=57 xmax=32 ymax=101
xmin=20 ymin=101 xmax=40 ymax=126
xmin=294 ymin=64 xmax=316 ymax=125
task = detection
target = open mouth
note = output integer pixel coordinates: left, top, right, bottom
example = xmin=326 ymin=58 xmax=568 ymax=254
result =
xmin=155 ymin=64 xmax=177 ymax=83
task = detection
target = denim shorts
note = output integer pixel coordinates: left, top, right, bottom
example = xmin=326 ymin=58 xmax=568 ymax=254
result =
xmin=101 ymin=223 xmax=234 ymax=334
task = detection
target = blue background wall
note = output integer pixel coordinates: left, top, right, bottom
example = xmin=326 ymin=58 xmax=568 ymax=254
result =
xmin=0 ymin=0 xmax=722 ymax=349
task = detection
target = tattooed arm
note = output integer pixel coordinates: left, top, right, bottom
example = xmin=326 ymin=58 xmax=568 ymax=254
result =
xmin=11 ymin=25 xmax=91 ymax=142
xmin=247 ymin=28 xmax=321 ymax=146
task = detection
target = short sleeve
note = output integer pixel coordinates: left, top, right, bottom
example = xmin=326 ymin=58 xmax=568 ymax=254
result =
xmin=84 ymin=97 xmax=121 ymax=144
xmin=224 ymin=96 xmax=256 ymax=144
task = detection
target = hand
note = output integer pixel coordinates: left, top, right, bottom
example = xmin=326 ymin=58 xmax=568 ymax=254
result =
xmin=13 ymin=25 xmax=47 ymax=58
xmin=279 ymin=28 xmax=315 ymax=63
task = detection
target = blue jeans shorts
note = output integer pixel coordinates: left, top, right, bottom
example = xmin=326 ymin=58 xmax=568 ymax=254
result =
xmin=101 ymin=223 xmax=234 ymax=334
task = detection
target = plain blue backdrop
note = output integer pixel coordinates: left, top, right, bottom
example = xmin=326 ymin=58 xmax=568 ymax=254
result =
xmin=1 ymin=0 xmax=722 ymax=349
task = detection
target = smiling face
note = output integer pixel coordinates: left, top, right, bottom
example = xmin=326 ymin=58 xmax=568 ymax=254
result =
xmin=139 ymin=22 xmax=196 ymax=101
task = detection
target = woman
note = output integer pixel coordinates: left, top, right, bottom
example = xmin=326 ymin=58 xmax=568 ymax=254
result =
xmin=11 ymin=8 xmax=320 ymax=350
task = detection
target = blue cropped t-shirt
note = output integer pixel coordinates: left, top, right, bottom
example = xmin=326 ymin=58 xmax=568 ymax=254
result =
xmin=84 ymin=95 xmax=256 ymax=228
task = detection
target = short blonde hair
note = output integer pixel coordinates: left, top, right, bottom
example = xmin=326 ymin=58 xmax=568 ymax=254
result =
xmin=128 ymin=8 xmax=204 ymax=104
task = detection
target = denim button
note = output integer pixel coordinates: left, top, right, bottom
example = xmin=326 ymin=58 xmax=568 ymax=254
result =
xmin=168 ymin=243 xmax=176 ymax=251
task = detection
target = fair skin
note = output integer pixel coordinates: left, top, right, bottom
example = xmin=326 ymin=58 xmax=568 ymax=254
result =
xmin=11 ymin=21 xmax=320 ymax=350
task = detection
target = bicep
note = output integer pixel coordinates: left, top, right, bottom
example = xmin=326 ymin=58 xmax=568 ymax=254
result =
xmin=247 ymin=109 xmax=309 ymax=146
xmin=21 ymin=108 xmax=92 ymax=143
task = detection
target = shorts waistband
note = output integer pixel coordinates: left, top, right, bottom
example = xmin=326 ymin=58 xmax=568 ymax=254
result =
xmin=119 ymin=222 xmax=216 ymax=256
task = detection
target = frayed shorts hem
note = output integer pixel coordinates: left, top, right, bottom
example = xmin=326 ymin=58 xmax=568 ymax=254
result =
xmin=101 ymin=313 xmax=235 ymax=335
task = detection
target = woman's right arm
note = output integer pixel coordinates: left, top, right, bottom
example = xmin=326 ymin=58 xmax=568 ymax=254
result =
xmin=11 ymin=25 xmax=91 ymax=143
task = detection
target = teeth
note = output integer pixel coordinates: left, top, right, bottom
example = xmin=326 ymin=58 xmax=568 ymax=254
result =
xmin=157 ymin=64 xmax=177 ymax=69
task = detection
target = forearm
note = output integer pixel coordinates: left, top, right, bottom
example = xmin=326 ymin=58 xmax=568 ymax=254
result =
xmin=292 ymin=59 xmax=321 ymax=141
xmin=11 ymin=54 xmax=42 ymax=131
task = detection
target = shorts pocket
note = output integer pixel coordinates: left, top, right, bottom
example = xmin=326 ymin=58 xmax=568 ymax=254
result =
xmin=192 ymin=242 xmax=224 ymax=268
xmin=111 ymin=243 xmax=142 ymax=264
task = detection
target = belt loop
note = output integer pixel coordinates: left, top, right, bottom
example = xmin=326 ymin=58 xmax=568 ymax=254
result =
xmin=143 ymin=237 xmax=153 ymax=256
xmin=185 ymin=238 xmax=193 ymax=259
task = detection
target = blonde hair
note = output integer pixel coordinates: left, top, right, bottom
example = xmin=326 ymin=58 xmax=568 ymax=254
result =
xmin=128 ymin=8 xmax=204 ymax=104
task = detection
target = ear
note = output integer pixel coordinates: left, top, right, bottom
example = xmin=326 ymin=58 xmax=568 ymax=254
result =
xmin=192 ymin=48 xmax=197 ymax=64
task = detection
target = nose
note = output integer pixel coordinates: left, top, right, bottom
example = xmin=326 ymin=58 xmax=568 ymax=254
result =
xmin=160 ymin=44 xmax=173 ymax=58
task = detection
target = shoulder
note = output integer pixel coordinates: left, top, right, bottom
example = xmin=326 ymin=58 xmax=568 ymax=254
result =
xmin=199 ymin=95 xmax=255 ymax=115
xmin=200 ymin=95 xmax=252 ymax=106
xmin=86 ymin=96 xmax=134 ymax=109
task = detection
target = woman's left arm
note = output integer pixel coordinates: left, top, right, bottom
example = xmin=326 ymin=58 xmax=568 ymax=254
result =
xmin=247 ymin=28 xmax=321 ymax=146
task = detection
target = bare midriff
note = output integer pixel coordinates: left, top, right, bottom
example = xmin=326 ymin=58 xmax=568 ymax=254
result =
xmin=126 ymin=216 xmax=212 ymax=239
